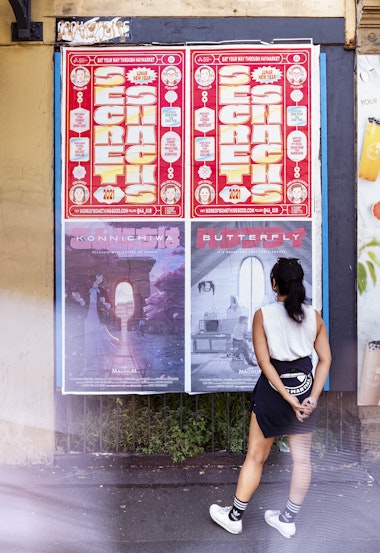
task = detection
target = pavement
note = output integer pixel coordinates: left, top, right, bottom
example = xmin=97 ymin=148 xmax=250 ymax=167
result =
xmin=0 ymin=451 xmax=379 ymax=553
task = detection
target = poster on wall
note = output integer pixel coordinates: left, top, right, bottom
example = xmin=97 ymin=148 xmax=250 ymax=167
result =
xmin=57 ymin=43 xmax=322 ymax=394
xmin=357 ymin=54 xmax=380 ymax=405
xmin=189 ymin=45 xmax=314 ymax=219
xmin=62 ymin=221 xmax=185 ymax=393
xmin=189 ymin=220 xmax=313 ymax=392
xmin=62 ymin=47 xmax=186 ymax=219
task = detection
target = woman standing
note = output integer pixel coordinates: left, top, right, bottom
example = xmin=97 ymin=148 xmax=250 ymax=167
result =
xmin=210 ymin=257 xmax=331 ymax=538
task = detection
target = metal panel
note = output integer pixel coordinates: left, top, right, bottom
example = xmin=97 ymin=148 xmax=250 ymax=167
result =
xmin=55 ymin=391 xmax=360 ymax=457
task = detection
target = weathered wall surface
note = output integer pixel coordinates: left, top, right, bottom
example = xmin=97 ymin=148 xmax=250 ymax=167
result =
xmin=360 ymin=407 xmax=380 ymax=462
xmin=47 ymin=0 xmax=343 ymax=18
xmin=0 ymin=44 xmax=55 ymax=463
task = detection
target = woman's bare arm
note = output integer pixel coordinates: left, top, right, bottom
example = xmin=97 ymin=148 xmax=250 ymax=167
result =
xmin=253 ymin=309 xmax=304 ymax=419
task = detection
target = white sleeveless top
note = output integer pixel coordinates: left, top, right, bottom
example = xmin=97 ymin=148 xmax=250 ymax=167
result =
xmin=260 ymin=302 xmax=317 ymax=361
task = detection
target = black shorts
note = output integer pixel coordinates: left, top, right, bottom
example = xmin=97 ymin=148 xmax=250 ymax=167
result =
xmin=250 ymin=357 xmax=319 ymax=438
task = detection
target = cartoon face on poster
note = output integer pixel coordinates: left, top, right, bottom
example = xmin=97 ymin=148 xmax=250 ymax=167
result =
xmin=63 ymin=221 xmax=185 ymax=393
xmin=62 ymin=48 xmax=186 ymax=219
xmin=190 ymin=221 xmax=313 ymax=393
xmin=190 ymin=46 xmax=315 ymax=219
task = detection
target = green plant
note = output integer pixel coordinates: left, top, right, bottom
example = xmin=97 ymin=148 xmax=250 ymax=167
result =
xmin=62 ymin=393 xmax=252 ymax=461
xmin=164 ymin=417 xmax=212 ymax=462
xmin=358 ymin=239 xmax=380 ymax=294
xmin=210 ymin=392 xmax=251 ymax=452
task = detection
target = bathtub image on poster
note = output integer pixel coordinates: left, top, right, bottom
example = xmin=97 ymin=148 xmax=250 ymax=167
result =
xmin=62 ymin=221 xmax=185 ymax=394
xmin=190 ymin=221 xmax=313 ymax=393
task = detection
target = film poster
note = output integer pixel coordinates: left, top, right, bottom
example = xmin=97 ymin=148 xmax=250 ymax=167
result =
xmin=189 ymin=221 xmax=313 ymax=393
xmin=63 ymin=221 xmax=185 ymax=393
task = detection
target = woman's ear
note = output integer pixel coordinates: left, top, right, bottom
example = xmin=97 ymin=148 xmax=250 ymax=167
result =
xmin=272 ymin=279 xmax=277 ymax=292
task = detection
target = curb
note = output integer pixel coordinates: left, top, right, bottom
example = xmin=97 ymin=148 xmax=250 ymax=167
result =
xmin=1 ymin=451 xmax=375 ymax=489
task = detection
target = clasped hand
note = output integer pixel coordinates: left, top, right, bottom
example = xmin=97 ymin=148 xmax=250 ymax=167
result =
xmin=287 ymin=394 xmax=317 ymax=422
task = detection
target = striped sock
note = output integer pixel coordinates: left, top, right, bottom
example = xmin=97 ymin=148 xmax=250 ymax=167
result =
xmin=229 ymin=496 xmax=249 ymax=521
xmin=279 ymin=499 xmax=301 ymax=523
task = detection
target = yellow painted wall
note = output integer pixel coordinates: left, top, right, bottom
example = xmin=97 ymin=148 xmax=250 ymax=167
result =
xmin=0 ymin=44 xmax=55 ymax=463
xmin=0 ymin=0 xmax=345 ymax=464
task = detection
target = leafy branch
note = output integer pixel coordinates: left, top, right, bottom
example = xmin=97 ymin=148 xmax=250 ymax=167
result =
xmin=358 ymin=239 xmax=380 ymax=294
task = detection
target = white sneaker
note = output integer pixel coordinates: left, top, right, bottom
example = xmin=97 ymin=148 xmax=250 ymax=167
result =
xmin=264 ymin=510 xmax=296 ymax=538
xmin=209 ymin=504 xmax=243 ymax=534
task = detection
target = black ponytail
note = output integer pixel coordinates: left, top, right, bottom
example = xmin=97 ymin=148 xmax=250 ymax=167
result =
xmin=270 ymin=258 xmax=305 ymax=323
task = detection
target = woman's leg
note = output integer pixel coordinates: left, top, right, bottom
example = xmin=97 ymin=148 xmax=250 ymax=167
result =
xmin=264 ymin=432 xmax=313 ymax=538
xmin=209 ymin=412 xmax=274 ymax=534
xmin=288 ymin=432 xmax=313 ymax=504
xmin=235 ymin=412 xmax=275 ymax=502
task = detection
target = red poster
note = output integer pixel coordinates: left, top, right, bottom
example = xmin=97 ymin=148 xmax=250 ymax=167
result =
xmin=190 ymin=46 xmax=313 ymax=218
xmin=62 ymin=47 xmax=186 ymax=218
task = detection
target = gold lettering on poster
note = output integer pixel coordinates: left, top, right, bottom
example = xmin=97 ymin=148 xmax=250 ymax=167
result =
xmin=218 ymin=66 xmax=283 ymax=188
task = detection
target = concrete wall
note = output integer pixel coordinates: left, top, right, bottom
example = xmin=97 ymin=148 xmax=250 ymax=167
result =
xmin=360 ymin=407 xmax=380 ymax=462
xmin=0 ymin=43 xmax=55 ymax=463
xmin=0 ymin=0 xmax=369 ymax=465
